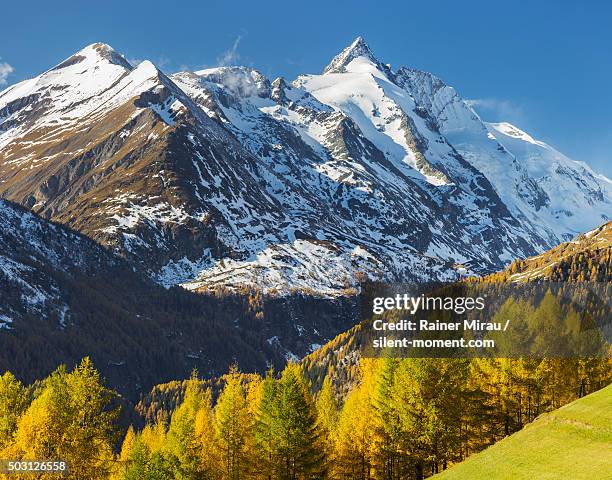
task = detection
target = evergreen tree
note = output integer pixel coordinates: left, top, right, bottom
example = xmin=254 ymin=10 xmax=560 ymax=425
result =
xmin=371 ymin=356 xmax=404 ymax=479
xmin=391 ymin=358 xmax=470 ymax=478
xmin=253 ymin=370 xmax=277 ymax=479
xmin=271 ymin=363 xmax=325 ymax=479
xmin=123 ymin=436 xmax=177 ymax=480
xmin=123 ymin=437 xmax=151 ymax=480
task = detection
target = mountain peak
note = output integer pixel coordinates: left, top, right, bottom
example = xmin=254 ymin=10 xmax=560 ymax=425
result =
xmin=349 ymin=35 xmax=368 ymax=49
xmin=84 ymin=42 xmax=116 ymax=54
xmin=194 ymin=66 xmax=271 ymax=98
xmin=52 ymin=42 xmax=133 ymax=72
xmin=323 ymin=36 xmax=384 ymax=74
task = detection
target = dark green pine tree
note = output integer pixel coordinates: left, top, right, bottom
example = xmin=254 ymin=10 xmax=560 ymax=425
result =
xmin=272 ymin=364 xmax=325 ymax=480
xmin=371 ymin=356 xmax=403 ymax=479
xmin=253 ymin=370 xmax=278 ymax=479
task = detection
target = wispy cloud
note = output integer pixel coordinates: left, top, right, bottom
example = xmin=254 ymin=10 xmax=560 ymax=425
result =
xmin=126 ymin=57 xmax=144 ymax=67
xmin=465 ymin=98 xmax=524 ymax=124
xmin=218 ymin=35 xmax=243 ymax=66
xmin=126 ymin=54 xmax=171 ymax=69
xmin=0 ymin=59 xmax=14 ymax=85
xmin=157 ymin=55 xmax=171 ymax=69
xmin=286 ymin=57 xmax=304 ymax=67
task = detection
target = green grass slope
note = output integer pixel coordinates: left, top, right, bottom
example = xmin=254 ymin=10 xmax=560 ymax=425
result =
xmin=434 ymin=383 xmax=612 ymax=480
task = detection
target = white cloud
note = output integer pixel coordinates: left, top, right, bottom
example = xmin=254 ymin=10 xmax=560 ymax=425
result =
xmin=465 ymin=98 xmax=524 ymax=123
xmin=0 ymin=60 xmax=14 ymax=85
xmin=218 ymin=35 xmax=243 ymax=66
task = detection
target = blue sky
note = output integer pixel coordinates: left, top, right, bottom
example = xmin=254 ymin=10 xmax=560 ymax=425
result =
xmin=1 ymin=0 xmax=610 ymax=175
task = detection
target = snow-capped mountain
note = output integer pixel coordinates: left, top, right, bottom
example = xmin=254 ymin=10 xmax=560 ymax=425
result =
xmin=1 ymin=38 xmax=610 ymax=294
xmin=485 ymin=121 xmax=610 ymax=238
xmin=395 ymin=65 xmax=611 ymax=242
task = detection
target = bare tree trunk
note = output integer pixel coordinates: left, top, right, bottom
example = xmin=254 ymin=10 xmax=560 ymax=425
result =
xmin=415 ymin=462 xmax=423 ymax=480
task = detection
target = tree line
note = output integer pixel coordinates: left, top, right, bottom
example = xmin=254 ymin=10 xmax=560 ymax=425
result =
xmin=1 ymin=351 xmax=609 ymax=480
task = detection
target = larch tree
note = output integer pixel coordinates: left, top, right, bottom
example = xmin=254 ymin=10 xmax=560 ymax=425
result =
xmin=0 ymin=371 xmax=29 ymax=452
xmin=194 ymin=387 xmax=220 ymax=478
xmin=8 ymin=358 xmax=117 ymax=480
xmin=316 ymin=375 xmax=339 ymax=470
xmin=165 ymin=377 xmax=212 ymax=479
xmin=214 ymin=368 xmax=251 ymax=480
xmin=333 ymin=360 xmax=378 ymax=480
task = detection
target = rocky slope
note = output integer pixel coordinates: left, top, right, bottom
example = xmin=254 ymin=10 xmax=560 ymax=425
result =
xmin=1 ymin=38 xmax=610 ymax=295
xmin=0 ymin=198 xmax=357 ymax=399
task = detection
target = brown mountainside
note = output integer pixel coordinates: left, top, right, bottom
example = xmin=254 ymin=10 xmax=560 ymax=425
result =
xmin=489 ymin=222 xmax=611 ymax=282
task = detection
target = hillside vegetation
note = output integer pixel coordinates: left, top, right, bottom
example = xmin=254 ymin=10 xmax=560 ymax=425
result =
xmin=487 ymin=221 xmax=611 ymax=282
xmin=434 ymin=383 xmax=612 ymax=480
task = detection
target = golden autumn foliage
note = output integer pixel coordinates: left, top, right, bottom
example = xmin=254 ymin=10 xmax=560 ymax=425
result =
xmin=1 ymin=345 xmax=610 ymax=480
